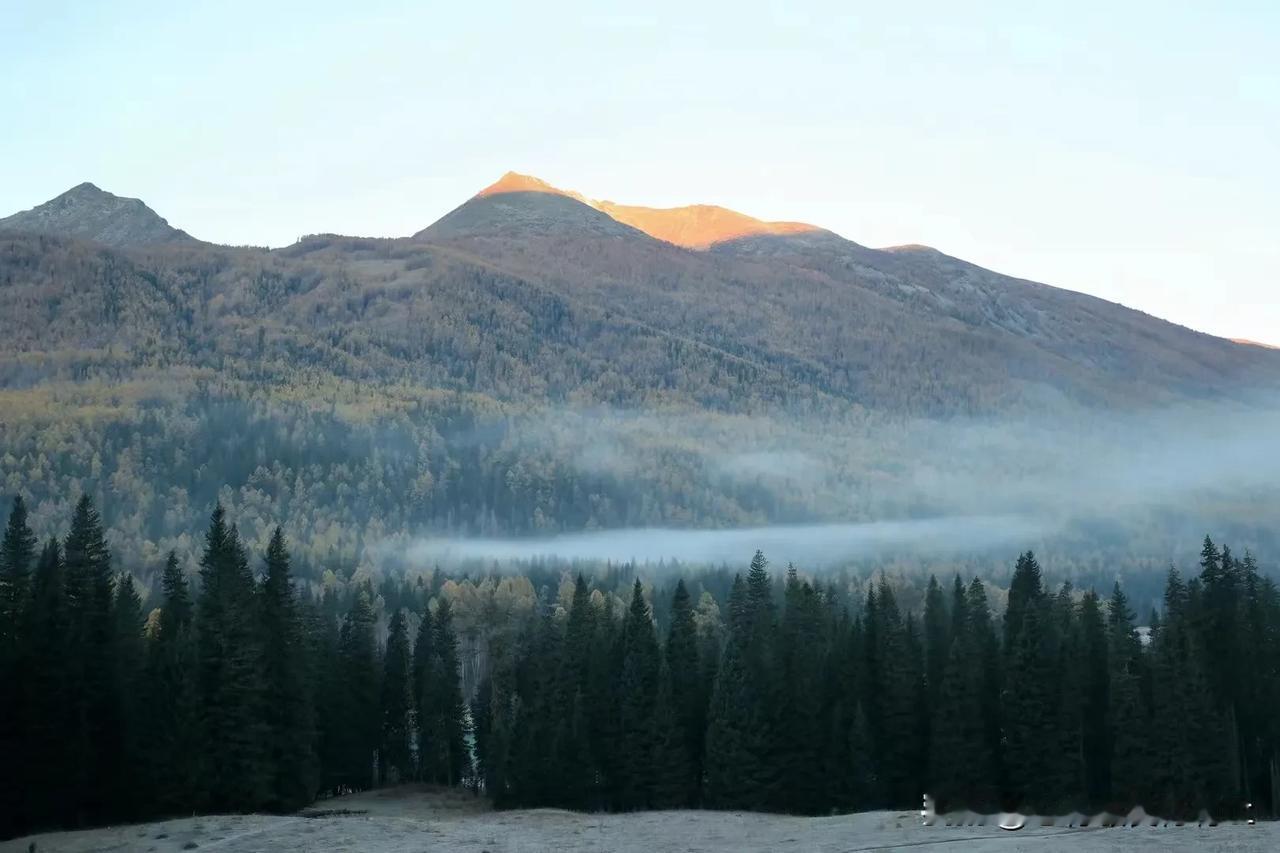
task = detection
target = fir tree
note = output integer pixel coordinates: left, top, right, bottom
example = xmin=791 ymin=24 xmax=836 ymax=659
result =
xmin=196 ymin=506 xmax=270 ymax=810
xmin=380 ymin=607 xmax=415 ymax=783
xmin=335 ymin=587 xmax=380 ymax=790
xmin=15 ymin=540 xmax=70 ymax=833
xmin=616 ymin=579 xmax=660 ymax=809
xmin=259 ymin=528 xmax=318 ymax=808
xmin=665 ymin=578 xmax=705 ymax=805
xmin=110 ymin=573 xmax=146 ymax=818
xmin=0 ymin=495 xmax=36 ymax=837
xmin=62 ymin=494 xmax=116 ymax=823
xmin=432 ymin=598 xmax=470 ymax=786
xmin=146 ymin=551 xmax=204 ymax=815
xmin=0 ymin=495 xmax=36 ymax=652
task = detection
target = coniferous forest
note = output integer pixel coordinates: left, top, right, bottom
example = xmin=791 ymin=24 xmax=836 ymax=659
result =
xmin=2 ymin=494 xmax=1279 ymax=841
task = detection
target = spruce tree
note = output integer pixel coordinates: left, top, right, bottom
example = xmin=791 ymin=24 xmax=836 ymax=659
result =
xmin=62 ymin=494 xmax=116 ymax=824
xmin=146 ymin=551 xmax=204 ymax=815
xmin=0 ymin=495 xmax=36 ymax=837
xmin=556 ymin=575 xmax=597 ymax=807
xmin=433 ymin=597 xmax=470 ymax=786
xmin=111 ymin=572 xmax=146 ymax=818
xmin=196 ymin=506 xmax=270 ymax=810
xmin=616 ymin=579 xmax=660 ymax=809
xmin=1077 ymin=590 xmax=1110 ymax=806
xmin=16 ymin=540 xmax=70 ymax=833
xmin=259 ymin=528 xmax=318 ymax=809
xmin=381 ymin=607 xmax=415 ymax=783
xmin=0 ymin=495 xmax=35 ymax=652
xmin=650 ymin=661 xmax=691 ymax=809
xmin=412 ymin=602 xmax=439 ymax=782
xmin=665 ymin=578 xmax=704 ymax=805
xmin=335 ymin=587 xmax=380 ymax=790
xmin=922 ymin=574 xmax=949 ymax=713
xmin=1001 ymin=596 xmax=1055 ymax=811
xmin=929 ymin=610 xmax=987 ymax=812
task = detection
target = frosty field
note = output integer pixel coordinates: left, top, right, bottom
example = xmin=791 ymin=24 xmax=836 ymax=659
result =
xmin=3 ymin=786 xmax=1275 ymax=853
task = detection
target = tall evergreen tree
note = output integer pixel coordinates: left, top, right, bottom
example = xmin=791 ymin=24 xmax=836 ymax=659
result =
xmin=111 ymin=573 xmax=146 ymax=818
xmin=380 ymin=607 xmax=415 ymax=783
xmin=665 ymin=578 xmax=705 ymax=806
xmin=0 ymin=495 xmax=35 ymax=653
xmin=616 ymin=579 xmax=660 ymax=809
xmin=0 ymin=495 xmax=36 ymax=837
xmin=15 ymin=540 xmax=70 ymax=834
xmin=432 ymin=598 xmax=470 ymax=787
xmin=146 ymin=551 xmax=204 ymax=816
xmin=335 ymin=587 xmax=380 ymax=790
xmin=62 ymin=494 xmax=116 ymax=824
xmin=196 ymin=506 xmax=269 ymax=810
xmin=259 ymin=528 xmax=318 ymax=809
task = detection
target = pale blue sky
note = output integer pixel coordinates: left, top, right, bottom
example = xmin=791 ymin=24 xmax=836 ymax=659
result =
xmin=3 ymin=0 xmax=1277 ymax=342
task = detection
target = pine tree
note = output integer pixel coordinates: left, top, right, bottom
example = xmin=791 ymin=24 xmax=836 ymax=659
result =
xmin=665 ymin=578 xmax=704 ymax=806
xmin=1001 ymin=596 xmax=1056 ymax=811
xmin=555 ymin=575 xmax=597 ymax=807
xmin=0 ymin=495 xmax=36 ymax=837
xmin=650 ymin=661 xmax=691 ymax=809
xmin=196 ymin=506 xmax=270 ymax=810
xmin=616 ymin=579 xmax=660 ymax=809
xmin=922 ymin=574 xmax=949 ymax=713
xmin=62 ymin=494 xmax=116 ymax=824
xmin=1076 ymin=590 xmax=1110 ymax=806
xmin=777 ymin=575 xmax=828 ymax=813
xmin=381 ymin=607 xmax=415 ymax=783
xmin=1003 ymin=551 xmax=1044 ymax=653
xmin=967 ymin=579 xmax=1003 ymax=807
xmin=0 ymin=495 xmax=35 ymax=653
xmin=433 ymin=598 xmax=470 ymax=786
xmin=15 ymin=540 xmax=70 ymax=833
xmin=929 ymin=609 xmax=987 ymax=812
xmin=111 ymin=572 xmax=146 ymax=818
xmin=704 ymin=632 xmax=769 ymax=808
xmin=412 ymin=601 xmax=437 ymax=781
xmin=259 ymin=528 xmax=318 ymax=809
xmin=146 ymin=551 xmax=204 ymax=816
xmin=335 ymin=587 xmax=380 ymax=790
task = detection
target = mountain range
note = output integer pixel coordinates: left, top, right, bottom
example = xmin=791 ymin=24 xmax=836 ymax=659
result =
xmin=1 ymin=173 xmax=1277 ymax=578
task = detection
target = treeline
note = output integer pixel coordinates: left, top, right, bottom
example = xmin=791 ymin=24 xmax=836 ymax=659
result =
xmin=0 ymin=496 xmax=469 ymax=841
xmin=476 ymin=548 xmax=1280 ymax=820
xmin=3 ymin=490 xmax=1279 ymax=840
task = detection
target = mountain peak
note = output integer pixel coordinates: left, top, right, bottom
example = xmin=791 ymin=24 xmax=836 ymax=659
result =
xmin=477 ymin=171 xmax=583 ymax=201
xmin=454 ymin=174 xmax=825 ymax=250
xmin=0 ymin=183 xmax=198 ymax=248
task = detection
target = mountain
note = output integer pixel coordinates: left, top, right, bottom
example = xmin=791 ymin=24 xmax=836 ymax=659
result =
xmin=0 ymin=182 xmax=198 ymax=248
xmin=414 ymin=173 xmax=1279 ymax=410
xmin=1 ymin=175 xmax=1278 ymax=578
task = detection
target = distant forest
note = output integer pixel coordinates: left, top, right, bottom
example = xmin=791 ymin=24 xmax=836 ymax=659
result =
xmin=5 ymin=231 xmax=1280 ymax=593
xmin=2 ymin=493 xmax=1278 ymax=841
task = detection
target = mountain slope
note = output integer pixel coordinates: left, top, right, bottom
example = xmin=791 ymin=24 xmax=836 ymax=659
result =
xmin=1 ymin=176 xmax=1279 ymax=576
xmin=0 ymin=182 xmax=199 ymax=248
xmin=413 ymin=173 xmax=1280 ymax=411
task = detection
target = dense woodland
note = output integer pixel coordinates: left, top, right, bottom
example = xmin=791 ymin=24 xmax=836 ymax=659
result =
xmin=2 ymin=493 xmax=1278 ymax=841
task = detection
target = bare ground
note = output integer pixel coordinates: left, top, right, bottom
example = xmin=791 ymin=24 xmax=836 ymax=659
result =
xmin=4 ymin=786 xmax=1276 ymax=853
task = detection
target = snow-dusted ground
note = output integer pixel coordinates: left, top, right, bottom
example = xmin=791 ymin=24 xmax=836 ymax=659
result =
xmin=4 ymin=786 xmax=1275 ymax=852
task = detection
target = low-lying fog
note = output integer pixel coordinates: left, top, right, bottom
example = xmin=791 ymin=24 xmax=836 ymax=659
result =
xmin=395 ymin=392 xmax=1280 ymax=570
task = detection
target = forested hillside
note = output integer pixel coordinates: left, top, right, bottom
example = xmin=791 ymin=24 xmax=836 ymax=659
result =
xmin=2 ymin=495 xmax=1277 ymax=840
xmin=2 ymin=178 xmax=1279 ymax=584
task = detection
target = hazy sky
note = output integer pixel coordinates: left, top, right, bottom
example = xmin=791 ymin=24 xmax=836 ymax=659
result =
xmin=3 ymin=1 xmax=1277 ymax=342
